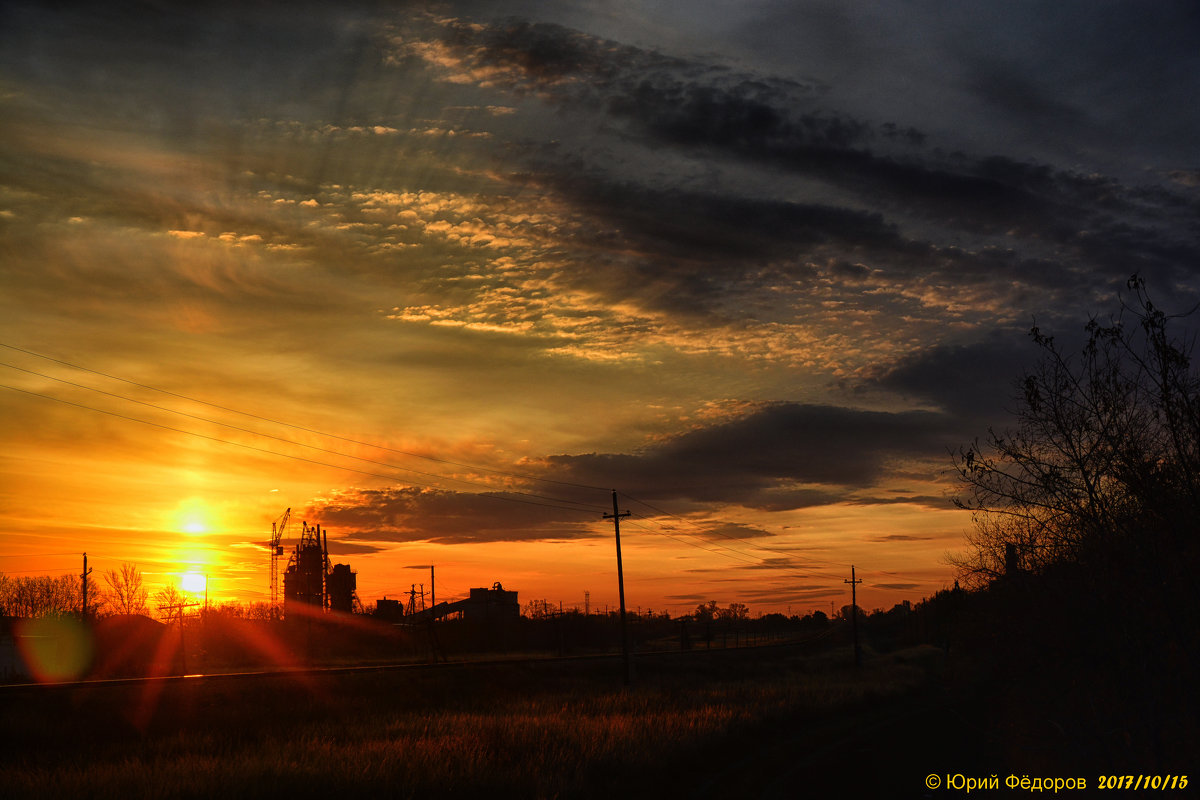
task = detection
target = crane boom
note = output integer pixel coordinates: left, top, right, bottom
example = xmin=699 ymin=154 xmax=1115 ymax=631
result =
xmin=270 ymin=507 xmax=291 ymax=613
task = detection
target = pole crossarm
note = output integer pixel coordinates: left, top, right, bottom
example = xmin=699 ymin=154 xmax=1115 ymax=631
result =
xmin=845 ymin=565 xmax=862 ymax=667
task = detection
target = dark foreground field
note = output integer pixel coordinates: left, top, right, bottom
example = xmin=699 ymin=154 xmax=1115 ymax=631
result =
xmin=0 ymin=643 xmax=991 ymax=799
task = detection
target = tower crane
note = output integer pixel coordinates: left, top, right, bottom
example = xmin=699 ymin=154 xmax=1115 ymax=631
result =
xmin=270 ymin=507 xmax=291 ymax=613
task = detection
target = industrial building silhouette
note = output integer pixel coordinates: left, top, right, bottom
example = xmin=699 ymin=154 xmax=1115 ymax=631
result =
xmin=283 ymin=521 xmax=358 ymax=615
xmin=278 ymin=516 xmax=516 ymax=624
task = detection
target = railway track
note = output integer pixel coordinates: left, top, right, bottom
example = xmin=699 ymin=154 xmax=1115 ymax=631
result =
xmin=0 ymin=631 xmax=834 ymax=693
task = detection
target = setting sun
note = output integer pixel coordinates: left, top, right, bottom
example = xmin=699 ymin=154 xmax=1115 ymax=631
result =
xmin=180 ymin=572 xmax=207 ymax=594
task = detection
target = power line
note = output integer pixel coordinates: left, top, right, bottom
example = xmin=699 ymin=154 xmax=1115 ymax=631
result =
xmin=0 ymin=552 xmax=80 ymax=558
xmin=621 ymin=517 xmax=768 ymax=568
xmin=0 ymin=342 xmax=607 ymax=492
xmin=621 ymin=491 xmax=935 ymax=587
xmin=621 ymin=492 xmax=851 ymax=577
xmin=0 ymin=567 xmax=78 ymax=574
xmin=0 ymin=383 xmax=597 ymax=518
xmin=621 ymin=514 xmax=853 ymax=589
xmin=622 ymin=490 xmax=849 ymax=565
xmin=0 ymin=361 xmax=609 ymax=515
xmin=625 ymin=514 xmax=839 ymax=577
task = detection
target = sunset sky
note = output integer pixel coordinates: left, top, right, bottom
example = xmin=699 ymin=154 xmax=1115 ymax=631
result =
xmin=2 ymin=1 xmax=1198 ymax=616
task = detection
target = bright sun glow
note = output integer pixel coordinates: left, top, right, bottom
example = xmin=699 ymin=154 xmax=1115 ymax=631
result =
xmin=181 ymin=572 xmax=207 ymax=593
xmin=174 ymin=497 xmax=215 ymax=535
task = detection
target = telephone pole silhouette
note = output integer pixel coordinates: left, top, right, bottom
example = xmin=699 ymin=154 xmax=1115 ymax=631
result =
xmin=604 ymin=490 xmax=633 ymax=685
xmin=80 ymin=552 xmax=92 ymax=620
xmin=161 ymin=600 xmax=200 ymax=674
xmin=845 ymin=565 xmax=862 ymax=667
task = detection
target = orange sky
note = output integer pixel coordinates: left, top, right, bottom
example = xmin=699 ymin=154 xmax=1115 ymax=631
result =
xmin=4 ymin=3 xmax=1195 ymax=618
xmin=0 ymin=379 xmax=966 ymax=615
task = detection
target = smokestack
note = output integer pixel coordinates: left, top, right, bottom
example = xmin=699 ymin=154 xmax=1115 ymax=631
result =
xmin=322 ymin=526 xmax=329 ymax=611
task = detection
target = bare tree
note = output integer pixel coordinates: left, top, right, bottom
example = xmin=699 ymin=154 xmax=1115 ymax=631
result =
xmin=522 ymin=598 xmax=555 ymax=619
xmin=103 ymin=562 xmax=149 ymax=616
xmin=953 ymin=275 xmax=1200 ymax=584
xmin=153 ymin=584 xmax=187 ymax=622
xmin=0 ymin=574 xmax=89 ymax=618
xmin=208 ymin=600 xmax=274 ymax=620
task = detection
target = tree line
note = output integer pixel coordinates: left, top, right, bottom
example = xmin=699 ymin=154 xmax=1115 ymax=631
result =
xmin=0 ymin=564 xmax=273 ymax=622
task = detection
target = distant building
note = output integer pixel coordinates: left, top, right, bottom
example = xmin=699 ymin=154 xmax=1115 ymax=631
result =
xmin=461 ymin=582 xmax=519 ymax=622
xmin=374 ymin=598 xmax=403 ymax=621
xmin=396 ymin=581 xmax=519 ymax=624
xmin=283 ymin=522 xmax=358 ymax=617
xmin=326 ymin=563 xmax=357 ymax=613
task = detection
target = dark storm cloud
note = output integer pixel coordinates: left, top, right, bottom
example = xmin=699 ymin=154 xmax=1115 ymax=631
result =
xmin=415 ymin=20 xmax=1010 ymax=184
xmin=0 ymin=1 xmax=385 ymax=129
xmin=303 ymin=401 xmax=960 ymax=545
xmin=527 ymin=176 xmax=903 ymax=317
xmin=309 ymin=486 xmax=601 ymax=545
xmin=851 ymin=496 xmax=947 ymax=508
xmin=398 ymin=13 xmax=1200 ymax=326
xmin=866 ymin=335 xmax=1036 ymax=421
xmin=325 ymin=540 xmax=389 ymax=556
xmin=570 ymin=180 xmax=900 ymax=258
xmin=547 ymin=402 xmax=958 ymax=510
xmin=685 ymin=521 xmax=775 ymax=542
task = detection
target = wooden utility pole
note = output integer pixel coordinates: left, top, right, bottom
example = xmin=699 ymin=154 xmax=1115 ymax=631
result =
xmin=603 ymin=490 xmax=633 ymax=685
xmin=406 ymin=565 xmax=437 ymax=617
xmin=845 ymin=565 xmax=862 ymax=667
xmin=80 ymin=552 xmax=92 ymax=620
xmin=161 ymin=601 xmax=200 ymax=674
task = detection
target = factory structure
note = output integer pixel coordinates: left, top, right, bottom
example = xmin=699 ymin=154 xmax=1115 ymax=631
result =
xmin=268 ymin=509 xmax=517 ymax=623
xmin=376 ymin=582 xmax=520 ymax=624
xmin=271 ymin=509 xmax=359 ymax=617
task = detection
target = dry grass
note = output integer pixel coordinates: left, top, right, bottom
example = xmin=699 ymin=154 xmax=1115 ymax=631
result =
xmin=0 ymin=645 xmax=943 ymax=799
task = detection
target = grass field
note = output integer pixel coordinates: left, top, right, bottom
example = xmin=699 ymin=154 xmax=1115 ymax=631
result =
xmin=0 ymin=643 xmax=955 ymax=799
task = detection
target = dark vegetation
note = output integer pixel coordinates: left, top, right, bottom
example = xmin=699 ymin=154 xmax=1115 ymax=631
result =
xmin=0 ymin=641 xmax=959 ymax=800
xmin=948 ymin=275 xmax=1200 ymax=771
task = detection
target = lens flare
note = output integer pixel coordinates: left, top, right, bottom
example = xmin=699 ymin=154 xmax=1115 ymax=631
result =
xmin=15 ymin=616 xmax=94 ymax=683
xmin=174 ymin=497 xmax=215 ymax=535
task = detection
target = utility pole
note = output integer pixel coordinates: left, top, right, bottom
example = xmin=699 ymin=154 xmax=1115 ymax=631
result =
xmin=407 ymin=565 xmax=436 ymax=618
xmin=162 ymin=601 xmax=200 ymax=674
xmin=80 ymin=552 xmax=92 ymax=620
xmin=845 ymin=565 xmax=862 ymax=668
xmin=178 ymin=603 xmax=186 ymax=675
xmin=603 ymin=489 xmax=633 ymax=686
